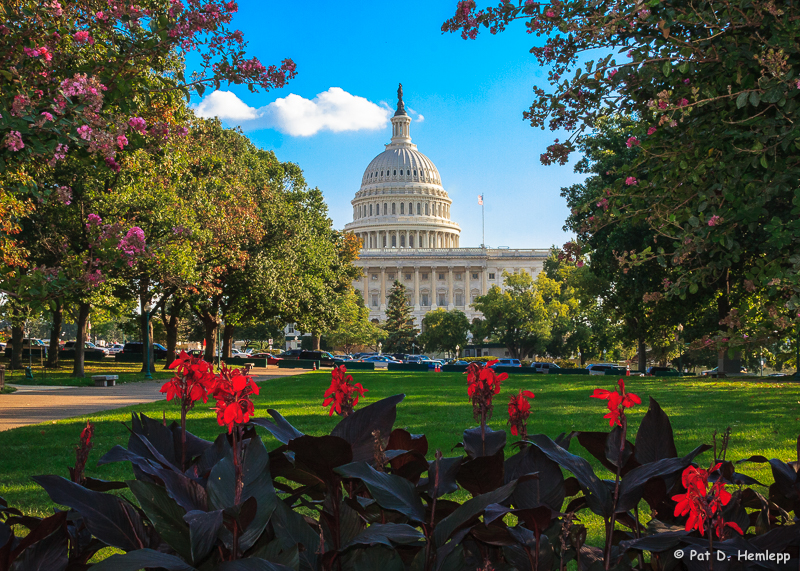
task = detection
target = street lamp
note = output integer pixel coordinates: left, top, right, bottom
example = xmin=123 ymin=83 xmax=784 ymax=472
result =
xmin=455 ymin=344 xmax=460 ymax=359
xmin=577 ymin=351 xmax=581 ymax=366
xmin=677 ymin=324 xmax=684 ymax=374
xmin=378 ymin=341 xmax=382 ymax=355
xmin=411 ymin=342 xmax=416 ymax=355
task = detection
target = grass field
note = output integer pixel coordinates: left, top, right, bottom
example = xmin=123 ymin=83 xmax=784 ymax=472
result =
xmin=0 ymin=358 xmax=174 ymax=386
xmin=1 ymin=370 xmax=798 ymax=546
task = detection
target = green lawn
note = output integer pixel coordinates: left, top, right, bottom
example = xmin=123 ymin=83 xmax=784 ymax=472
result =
xmin=1 ymin=358 xmax=173 ymax=386
xmin=1 ymin=371 xmax=798 ymax=538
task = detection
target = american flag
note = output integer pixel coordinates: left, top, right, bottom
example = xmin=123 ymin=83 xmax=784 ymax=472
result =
xmin=477 ymin=194 xmax=483 ymax=205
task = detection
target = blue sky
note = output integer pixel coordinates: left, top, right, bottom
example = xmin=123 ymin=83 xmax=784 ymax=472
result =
xmin=191 ymin=0 xmax=585 ymax=249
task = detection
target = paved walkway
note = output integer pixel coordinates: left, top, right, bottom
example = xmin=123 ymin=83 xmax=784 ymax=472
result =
xmin=0 ymin=368 xmax=306 ymax=432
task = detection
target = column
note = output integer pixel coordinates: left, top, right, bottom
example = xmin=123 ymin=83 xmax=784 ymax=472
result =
xmin=482 ymin=263 xmax=488 ymax=295
xmin=447 ymin=266 xmax=454 ymax=310
xmin=414 ymin=266 xmax=420 ymax=310
xmin=380 ymin=267 xmax=386 ymax=311
xmin=431 ymin=266 xmax=438 ymax=310
xmin=416 ymin=230 xmax=421 ymax=249
xmin=362 ymin=271 xmax=369 ymax=307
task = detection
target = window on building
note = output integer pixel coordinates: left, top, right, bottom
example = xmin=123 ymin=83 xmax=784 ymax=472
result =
xmin=455 ymin=273 xmax=462 ymax=281
xmin=438 ymin=293 xmax=447 ymax=306
xmin=405 ymin=273 xmax=411 ymax=280
xmin=400 ymin=203 xmax=404 ymax=214
xmin=287 ymin=324 xmax=295 ymax=333
xmin=400 ymin=235 xmax=405 ymax=247
xmin=408 ymin=202 xmax=413 ymax=215
xmin=392 ymin=203 xmax=396 ymax=214
xmin=383 ymin=203 xmax=387 ymax=215
xmin=391 ymin=235 xmax=396 ymax=247
xmin=393 ymin=170 xmax=396 ymax=175
xmin=409 ymin=236 xmax=414 ymax=247
xmin=388 ymin=273 xmax=395 ymax=280
xmin=425 ymin=203 xmax=429 ymax=215
xmin=472 ymin=272 xmax=478 ymax=280
xmin=421 ymin=293 xmax=429 ymax=306
xmin=371 ymin=295 xmax=379 ymax=308
xmin=489 ymin=273 xmax=496 ymax=280
xmin=422 ymin=273 xmax=428 ymax=280
xmin=471 ymin=294 xmax=477 ymax=303
xmin=438 ymin=273 xmax=445 ymax=280
xmin=369 ymin=204 xmax=373 ymax=216
xmin=382 ymin=236 xmax=387 ymax=248
xmin=417 ymin=203 xmax=421 ymax=215
xmin=455 ymin=293 xmax=464 ymax=306
xmin=371 ymin=274 xmax=378 ymax=280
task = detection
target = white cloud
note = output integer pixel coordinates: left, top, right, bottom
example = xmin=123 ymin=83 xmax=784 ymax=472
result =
xmin=193 ymin=87 xmax=391 ymax=136
xmin=407 ymin=107 xmax=424 ymax=122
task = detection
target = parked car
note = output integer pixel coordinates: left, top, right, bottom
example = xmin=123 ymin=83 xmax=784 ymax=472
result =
xmin=60 ymin=341 xmax=108 ymax=359
xmin=451 ymin=360 xmax=470 ymax=365
xmin=106 ymin=344 xmax=124 ymax=355
xmin=120 ymin=342 xmax=168 ymax=360
xmin=230 ymin=350 xmax=251 ymax=359
xmin=531 ymin=362 xmax=561 ymax=373
xmin=586 ymin=363 xmax=618 ymax=375
xmin=701 ymin=366 xmax=747 ymax=376
xmin=360 ymin=355 xmax=395 ymax=363
xmin=646 ymin=366 xmax=680 ymax=376
xmin=489 ymin=358 xmax=521 ymax=368
xmin=248 ymin=352 xmax=283 ymax=365
xmin=278 ymin=349 xmax=304 ymax=360
xmin=3 ymin=338 xmax=48 ymax=359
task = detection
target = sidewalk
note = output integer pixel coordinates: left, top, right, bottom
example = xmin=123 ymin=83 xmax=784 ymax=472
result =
xmin=0 ymin=368 xmax=306 ymax=432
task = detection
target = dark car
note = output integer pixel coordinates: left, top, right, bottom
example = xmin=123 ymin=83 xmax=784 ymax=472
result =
xmin=121 ymin=342 xmax=168 ymax=360
xmin=60 ymin=341 xmax=108 ymax=360
xmin=249 ymin=352 xmax=283 ymax=365
xmin=300 ymin=350 xmax=341 ymax=367
xmin=489 ymin=358 xmax=521 ymax=368
xmin=647 ymin=366 xmax=679 ymax=376
xmin=531 ymin=362 xmax=561 ymax=373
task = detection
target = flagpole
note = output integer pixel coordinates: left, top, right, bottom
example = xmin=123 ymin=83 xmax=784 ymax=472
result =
xmin=482 ymin=195 xmax=485 ymax=248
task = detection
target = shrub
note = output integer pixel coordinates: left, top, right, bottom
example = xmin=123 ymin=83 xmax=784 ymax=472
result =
xmin=2 ymin=361 xmax=799 ymax=570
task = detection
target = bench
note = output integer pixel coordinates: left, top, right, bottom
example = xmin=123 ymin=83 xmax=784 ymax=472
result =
xmin=92 ymin=375 xmax=118 ymax=387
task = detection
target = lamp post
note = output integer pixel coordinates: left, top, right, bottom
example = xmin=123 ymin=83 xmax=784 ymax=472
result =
xmin=795 ymin=326 xmax=800 ymax=379
xmin=455 ymin=344 xmax=460 ymax=359
xmin=412 ymin=342 xmax=415 ymax=355
xmin=677 ymin=324 xmax=684 ymax=374
xmin=577 ymin=351 xmax=582 ymax=366
xmin=378 ymin=341 xmax=382 ymax=355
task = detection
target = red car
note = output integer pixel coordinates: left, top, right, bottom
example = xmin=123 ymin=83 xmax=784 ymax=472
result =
xmin=249 ymin=352 xmax=282 ymax=365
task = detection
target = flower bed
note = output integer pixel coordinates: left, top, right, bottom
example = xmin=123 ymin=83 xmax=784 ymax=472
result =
xmin=2 ymin=358 xmax=798 ymax=570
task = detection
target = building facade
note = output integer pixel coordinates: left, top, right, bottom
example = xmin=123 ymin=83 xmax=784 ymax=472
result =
xmin=345 ymin=86 xmax=549 ymax=326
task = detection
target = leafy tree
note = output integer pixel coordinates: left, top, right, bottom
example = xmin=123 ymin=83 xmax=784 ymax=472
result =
xmin=472 ymin=270 xmax=567 ymax=360
xmin=419 ymin=309 xmax=470 ymax=356
xmin=325 ymin=290 xmax=385 ymax=354
xmin=444 ymin=0 xmax=800 ymax=343
xmin=383 ymin=281 xmax=418 ymax=354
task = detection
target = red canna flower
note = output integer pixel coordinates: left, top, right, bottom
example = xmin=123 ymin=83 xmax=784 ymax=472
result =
xmin=590 ymin=378 xmax=641 ymax=426
xmin=211 ymin=364 xmax=260 ymax=433
xmin=70 ymin=421 xmax=94 ymax=484
xmin=160 ymin=350 xmax=215 ymax=406
xmin=672 ymin=463 xmax=743 ymax=538
xmin=323 ymin=365 xmax=367 ymax=417
xmin=508 ymin=390 xmax=535 ymax=439
xmin=466 ymin=360 xmax=508 ymax=423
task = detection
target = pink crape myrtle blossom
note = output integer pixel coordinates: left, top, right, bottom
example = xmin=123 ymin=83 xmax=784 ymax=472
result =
xmin=708 ymin=215 xmax=722 ymax=226
xmin=77 ymin=125 xmax=93 ymax=140
xmin=56 ymin=186 xmax=72 ymax=205
xmin=626 ymin=136 xmax=640 ymax=147
xmin=625 ymin=176 xmax=638 ymax=186
xmin=41 ymin=111 xmax=54 ymax=121
xmin=647 ymin=126 xmax=657 ymax=135
xmin=84 ymin=269 xmax=105 ymax=287
xmin=4 ymin=131 xmax=25 ymax=151
xmin=86 ymin=213 xmax=103 ymax=228
xmin=118 ymin=226 xmax=146 ymax=265
xmin=128 ymin=117 xmax=147 ymax=132
xmin=73 ymin=31 xmax=93 ymax=44
xmin=116 ymin=134 xmax=128 ymax=149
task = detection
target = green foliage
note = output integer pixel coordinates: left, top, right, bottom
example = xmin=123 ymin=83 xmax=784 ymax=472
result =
xmin=471 ymin=270 xmax=568 ymax=359
xmin=383 ymin=281 xmax=418 ymax=354
xmin=418 ymin=309 xmax=469 ymax=355
xmin=324 ymin=290 xmax=385 ymax=353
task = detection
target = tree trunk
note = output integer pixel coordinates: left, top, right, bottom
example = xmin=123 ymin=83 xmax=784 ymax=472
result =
xmin=202 ymin=314 xmax=218 ymax=362
xmin=312 ymin=334 xmax=321 ymax=351
xmin=222 ymin=323 xmax=235 ymax=358
xmin=637 ymin=335 xmax=647 ymax=373
xmin=10 ymin=324 xmax=23 ymax=370
xmin=716 ymin=290 xmax=741 ymax=375
xmin=139 ymin=311 xmax=155 ymax=373
xmin=72 ymin=302 xmax=90 ymax=378
xmin=47 ymin=299 xmax=63 ymax=368
xmin=160 ymin=299 xmax=185 ymax=369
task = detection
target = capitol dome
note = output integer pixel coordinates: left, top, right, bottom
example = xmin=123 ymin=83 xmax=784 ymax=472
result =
xmin=344 ymin=85 xmax=461 ymax=250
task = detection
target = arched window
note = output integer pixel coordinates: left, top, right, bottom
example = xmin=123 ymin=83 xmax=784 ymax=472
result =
xmin=408 ymin=202 xmax=413 ymax=215
xmin=392 ymin=203 xmax=396 ymax=214
xmin=417 ymin=203 xmax=421 ymax=215
xmin=369 ymin=204 xmax=373 ymax=216
xmin=400 ymin=203 xmax=405 ymax=214
xmin=414 ymin=170 xmax=417 ymax=176
xmin=391 ymin=235 xmax=396 ymax=247
xmin=393 ymin=170 xmax=397 ymax=175
xmin=425 ymin=203 xmax=429 ymax=215
xmin=383 ymin=203 xmax=387 ymax=215
xmin=409 ymin=235 xmax=414 ymax=247
xmin=380 ymin=171 xmax=383 ymax=176
xmin=400 ymin=235 xmax=405 ymax=247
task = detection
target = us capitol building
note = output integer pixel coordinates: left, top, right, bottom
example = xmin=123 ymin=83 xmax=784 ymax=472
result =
xmin=345 ymin=86 xmax=549 ymax=326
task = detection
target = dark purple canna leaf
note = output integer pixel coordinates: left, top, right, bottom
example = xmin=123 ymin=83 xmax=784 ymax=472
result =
xmin=251 ymin=409 xmax=304 ymax=445
xmin=461 ymin=426 xmax=506 ymax=458
xmin=456 ymin=449 xmax=504 ymax=496
xmin=433 ymin=480 xmax=517 ymax=547
xmin=505 ymin=444 xmax=565 ymax=511
xmin=331 ymin=394 xmax=405 ymax=464
xmin=287 ymin=435 xmax=353 ymax=484
xmin=183 ymin=509 xmax=223 ymax=563
xmin=8 ymin=523 xmax=68 ymax=571
xmin=335 ymin=461 xmax=426 ymax=524
xmin=128 ymin=480 xmax=192 ymax=562
xmin=216 ymin=559 xmax=296 ymax=571
xmin=86 ymin=548 xmax=196 ymax=571
xmin=634 ymin=397 xmax=678 ymax=464
xmin=32 ymin=475 xmax=149 ymax=552
xmin=417 ymin=456 xmax=463 ymax=499
xmin=343 ymin=522 xmax=425 ymax=549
